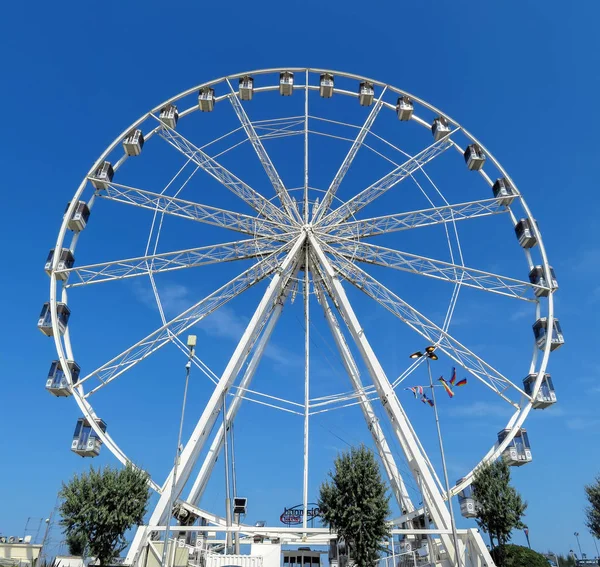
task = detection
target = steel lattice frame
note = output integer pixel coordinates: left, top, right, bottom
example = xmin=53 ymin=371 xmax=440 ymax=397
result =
xmin=46 ymin=68 xmax=557 ymax=567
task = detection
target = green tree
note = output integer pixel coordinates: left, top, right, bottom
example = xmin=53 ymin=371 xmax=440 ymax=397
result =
xmin=66 ymin=531 xmax=87 ymax=556
xmin=585 ymin=475 xmax=600 ymax=539
xmin=59 ymin=464 xmax=150 ymax=566
xmin=500 ymin=544 xmax=551 ymax=567
xmin=555 ymin=553 xmax=576 ymax=567
xmin=318 ymin=445 xmax=390 ymax=567
xmin=471 ymin=459 xmax=527 ymax=566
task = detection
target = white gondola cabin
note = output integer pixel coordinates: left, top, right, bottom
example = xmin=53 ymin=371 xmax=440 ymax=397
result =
xmin=280 ymin=72 xmax=294 ymax=96
xmin=46 ymin=359 xmax=80 ymax=397
xmin=514 ymin=218 xmax=538 ymax=248
xmin=239 ymin=75 xmax=254 ymax=100
xmin=396 ymin=96 xmax=414 ymax=121
xmin=358 ymin=81 xmax=374 ymax=106
xmin=523 ymin=373 xmax=556 ymax=409
xmin=464 ymin=144 xmax=486 ymax=171
xmin=159 ymin=104 xmax=179 ymax=129
xmin=529 ymin=265 xmax=558 ymax=297
xmin=457 ymin=478 xmax=478 ymax=518
xmin=533 ymin=317 xmax=564 ymax=351
xmin=71 ymin=417 xmax=106 ymax=457
xmin=38 ymin=302 xmax=70 ymax=336
xmin=44 ymin=248 xmax=75 ymax=279
xmin=198 ymin=87 xmax=215 ymax=112
xmin=90 ymin=161 xmax=114 ymax=190
xmin=432 ymin=116 xmax=451 ymax=141
xmin=498 ymin=428 xmax=532 ymax=466
xmin=319 ymin=73 xmax=334 ymax=98
xmin=492 ymin=177 xmax=516 ymax=206
xmin=123 ymin=129 xmax=145 ymax=156
xmin=283 ymin=548 xmax=321 ymax=567
xmin=65 ymin=201 xmax=90 ymax=232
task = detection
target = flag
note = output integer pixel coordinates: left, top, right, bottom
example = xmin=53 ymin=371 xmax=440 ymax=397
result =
xmin=422 ymin=395 xmax=434 ymax=407
xmin=455 ymin=378 xmax=467 ymax=387
xmin=405 ymin=386 xmax=424 ymax=398
xmin=438 ymin=377 xmax=455 ymax=398
xmin=449 ymin=367 xmax=457 ymax=386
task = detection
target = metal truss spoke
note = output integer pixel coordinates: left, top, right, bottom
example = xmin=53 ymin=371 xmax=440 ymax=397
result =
xmin=154 ymin=119 xmax=295 ymax=227
xmin=325 ymin=247 xmax=528 ymax=405
xmin=226 ymin=81 xmax=302 ymax=221
xmin=61 ymin=238 xmax=282 ymax=288
xmin=321 ymin=197 xmax=508 ymax=240
xmin=317 ymin=134 xmax=455 ymax=228
xmin=98 ymin=182 xmax=290 ymax=238
xmin=312 ymin=87 xmax=387 ymax=222
xmin=328 ymin=240 xmax=541 ymax=301
xmin=79 ymin=245 xmax=294 ymax=396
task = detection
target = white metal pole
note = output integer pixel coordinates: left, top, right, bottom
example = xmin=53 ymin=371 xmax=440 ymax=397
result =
xmin=302 ymin=245 xmax=310 ymax=534
xmin=223 ymin=392 xmax=232 ymax=554
xmin=162 ymin=341 xmax=194 ymax=567
xmin=303 ymin=69 xmax=309 ymax=224
xmin=426 ymin=358 xmax=462 ymax=567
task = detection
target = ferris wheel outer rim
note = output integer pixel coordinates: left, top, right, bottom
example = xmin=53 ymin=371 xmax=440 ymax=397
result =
xmin=47 ymin=67 xmax=556 ymax=501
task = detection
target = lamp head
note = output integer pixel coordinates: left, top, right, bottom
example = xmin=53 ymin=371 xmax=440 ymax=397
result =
xmin=409 ymin=351 xmax=423 ymax=359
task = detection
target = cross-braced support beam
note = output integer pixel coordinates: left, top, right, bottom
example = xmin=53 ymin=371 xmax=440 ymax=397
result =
xmin=156 ymin=122 xmax=294 ymax=227
xmin=226 ymin=80 xmax=302 ymax=222
xmin=313 ymin=276 xmax=415 ymax=516
xmin=317 ymin=135 xmax=454 ymax=228
xmin=308 ymin=233 xmax=459 ymax=564
xmin=99 ymin=182 xmax=289 ymax=237
xmin=125 ymin=234 xmax=306 ymax=567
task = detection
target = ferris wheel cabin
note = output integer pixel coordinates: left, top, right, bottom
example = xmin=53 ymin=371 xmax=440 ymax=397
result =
xmin=65 ymin=201 xmax=90 ymax=232
xmin=38 ymin=302 xmax=70 ymax=336
xmin=498 ymin=428 xmax=532 ymax=466
xmin=456 ymin=478 xmax=478 ymax=518
xmin=239 ymin=76 xmax=254 ymax=100
xmin=89 ymin=161 xmax=114 ymax=190
xmin=159 ymin=104 xmax=179 ymax=129
xmin=44 ymin=248 xmax=75 ymax=280
xmin=523 ymin=373 xmax=556 ymax=409
xmin=280 ymin=72 xmax=294 ymax=96
xmin=71 ymin=417 xmax=107 ymax=457
xmin=123 ymin=129 xmax=145 ymax=156
xmin=431 ymin=116 xmax=451 ymax=141
xmin=514 ymin=218 xmax=538 ymax=248
xmin=358 ymin=81 xmax=374 ymax=106
xmin=198 ymin=87 xmax=216 ymax=112
xmin=464 ymin=144 xmax=486 ymax=171
xmin=319 ymin=73 xmax=334 ymax=98
xmin=529 ymin=265 xmax=558 ymax=297
xmin=46 ymin=359 xmax=80 ymax=397
xmin=396 ymin=96 xmax=414 ymax=121
xmin=492 ymin=177 xmax=517 ymax=206
xmin=533 ymin=317 xmax=564 ymax=351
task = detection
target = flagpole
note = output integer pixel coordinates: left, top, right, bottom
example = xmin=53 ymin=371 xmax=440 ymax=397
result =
xmin=426 ymin=358 xmax=462 ymax=567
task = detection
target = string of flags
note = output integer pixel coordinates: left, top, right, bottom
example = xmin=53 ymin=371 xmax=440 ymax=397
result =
xmin=404 ymin=367 xmax=468 ymax=407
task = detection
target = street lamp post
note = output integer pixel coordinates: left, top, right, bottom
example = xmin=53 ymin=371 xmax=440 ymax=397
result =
xmin=409 ymin=346 xmax=462 ymax=567
xmin=575 ymin=532 xmax=584 ymax=559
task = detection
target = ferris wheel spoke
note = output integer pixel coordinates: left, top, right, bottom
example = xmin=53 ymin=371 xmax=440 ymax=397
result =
xmin=323 ymin=247 xmax=528 ymax=406
xmin=316 ymin=133 xmax=456 ymax=229
xmin=61 ymin=238 xmax=282 ymax=288
xmin=327 ymin=239 xmax=541 ymax=301
xmin=226 ymin=80 xmax=302 ymax=222
xmin=98 ymin=182 xmax=291 ymax=237
xmin=154 ymin=118 xmax=295 ymax=227
xmin=321 ymin=197 xmax=508 ymax=240
xmin=312 ymin=87 xmax=387 ymax=223
xmin=78 ymin=245 xmax=295 ymax=397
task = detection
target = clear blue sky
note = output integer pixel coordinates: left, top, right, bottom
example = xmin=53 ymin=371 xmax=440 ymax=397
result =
xmin=1 ymin=0 xmax=599 ymax=560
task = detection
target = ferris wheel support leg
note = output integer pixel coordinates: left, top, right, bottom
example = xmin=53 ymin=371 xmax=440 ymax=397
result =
xmin=314 ymin=279 xmax=415 ymax=516
xmin=125 ymin=234 xmax=306 ymax=567
xmin=186 ymin=270 xmax=299 ymax=506
xmin=309 ymin=234 xmax=461 ymax=565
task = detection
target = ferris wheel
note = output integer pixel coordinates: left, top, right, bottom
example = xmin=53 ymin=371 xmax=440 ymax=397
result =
xmin=40 ymin=68 xmax=561 ymax=567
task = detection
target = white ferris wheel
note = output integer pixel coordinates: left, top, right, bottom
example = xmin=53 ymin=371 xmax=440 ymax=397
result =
xmin=40 ymin=68 xmax=562 ymax=567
